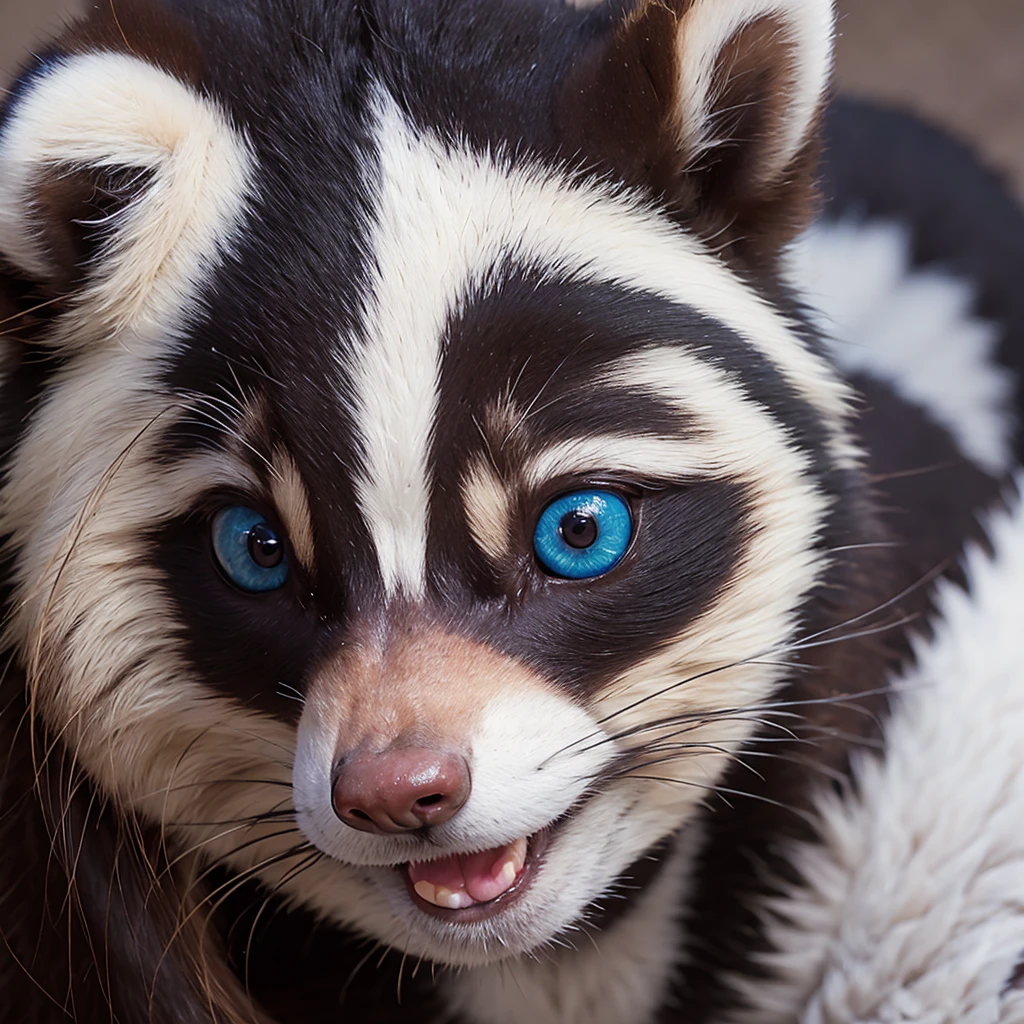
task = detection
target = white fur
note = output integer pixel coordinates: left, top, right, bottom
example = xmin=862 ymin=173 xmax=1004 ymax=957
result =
xmin=349 ymin=99 xmax=506 ymax=598
xmin=446 ymin=828 xmax=703 ymax=1024
xmin=721 ymin=481 xmax=1024 ymax=1023
xmin=0 ymin=52 xmax=252 ymax=349
xmin=348 ymin=94 xmax=856 ymax=599
xmin=790 ymin=218 xmax=1016 ymax=476
xmin=675 ymin=0 xmax=834 ymax=183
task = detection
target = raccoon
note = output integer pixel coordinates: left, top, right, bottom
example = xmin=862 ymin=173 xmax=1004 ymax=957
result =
xmin=0 ymin=0 xmax=1021 ymax=1022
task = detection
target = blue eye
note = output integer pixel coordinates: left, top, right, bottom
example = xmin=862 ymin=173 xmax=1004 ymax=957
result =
xmin=533 ymin=490 xmax=632 ymax=580
xmin=212 ymin=507 xmax=289 ymax=593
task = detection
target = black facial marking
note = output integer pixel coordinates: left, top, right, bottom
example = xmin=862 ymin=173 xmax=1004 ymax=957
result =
xmin=504 ymin=480 xmax=751 ymax=694
xmin=403 ymin=266 xmax=822 ymax=690
xmin=434 ymin=269 xmax=834 ymax=481
xmin=151 ymin=509 xmax=322 ymax=723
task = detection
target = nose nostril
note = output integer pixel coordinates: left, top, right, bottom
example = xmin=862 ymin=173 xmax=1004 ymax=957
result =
xmin=332 ymin=748 xmax=470 ymax=833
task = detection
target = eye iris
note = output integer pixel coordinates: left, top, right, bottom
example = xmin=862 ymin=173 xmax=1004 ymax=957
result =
xmin=559 ymin=511 xmax=598 ymax=549
xmin=212 ymin=507 xmax=289 ymax=593
xmin=247 ymin=523 xmax=283 ymax=568
xmin=533 ymin=490 xmax=632 ymax=580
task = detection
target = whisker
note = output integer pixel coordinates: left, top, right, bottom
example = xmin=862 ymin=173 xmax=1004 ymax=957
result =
xmin=241 ymin=849 xmax=324 ymax=994
xmin=339 ymin=941 xmax=388 ymax=1007
xmin=0 ymin=293 xmax=67 ymax=329
xmin=148 ymin=840 xmax=316 ymax=1013
xmin=624 ymin=774 xmax=817 ymax=823
xmin=795 ymin=560 xmax=950 ymax=647
xmin=788 ymin=614 xmax=919 ymax=651
xmin=166 ymin=808 xmax=297 ymax=829
xmin=613 ymin=747 xmax=767 ymax=783
xmin=162 ymin=827 xmax=306 ymax=891
xmin=541 ymin=560 xmax=949 ymax=766
xmin=276 ymin=683 xmax=306 ymax=705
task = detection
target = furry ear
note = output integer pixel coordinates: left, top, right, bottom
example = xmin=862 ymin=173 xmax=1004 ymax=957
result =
xmin=561 ymin=0 xmax=835 ymax=256
xmin=0 ymin=0 xmax=252 ymax=349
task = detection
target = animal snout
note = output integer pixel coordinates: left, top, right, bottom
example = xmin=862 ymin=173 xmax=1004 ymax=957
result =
xmin=331 ymin=746 xmax=471 ymax=834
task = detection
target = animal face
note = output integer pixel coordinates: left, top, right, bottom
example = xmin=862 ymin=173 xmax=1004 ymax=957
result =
xmin=0 ymin=0 xmax=853 ymax=968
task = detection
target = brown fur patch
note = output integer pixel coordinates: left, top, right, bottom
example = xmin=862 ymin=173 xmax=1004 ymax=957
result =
xmin=308 ymin=618 xmax=556 ymax=757
xmin=691 ymin=14 xmax=826 ymax=258
xmin=557 ymin=2 xmax=695 ymax=208
xmin=271 ymin=447 xmax=317 ymax=572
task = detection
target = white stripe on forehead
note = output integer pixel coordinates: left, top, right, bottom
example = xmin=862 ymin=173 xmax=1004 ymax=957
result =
xmin=350 ymin=94 xmax=854 ymax=597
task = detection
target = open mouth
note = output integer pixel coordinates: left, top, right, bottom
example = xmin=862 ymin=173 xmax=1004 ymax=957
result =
xmin=401 ymin=829 xmax=551 ymax=922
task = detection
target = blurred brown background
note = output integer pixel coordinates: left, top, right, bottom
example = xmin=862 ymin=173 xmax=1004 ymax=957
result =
xmin=2 ymin=0 xmax=1024 ymax=195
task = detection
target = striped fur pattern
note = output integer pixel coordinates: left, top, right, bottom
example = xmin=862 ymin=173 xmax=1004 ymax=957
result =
xmin=0 ymin=1 xmax=1020 ymax=1022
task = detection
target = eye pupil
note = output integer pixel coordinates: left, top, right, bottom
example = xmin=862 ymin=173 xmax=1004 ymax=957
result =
xmin=247 ymin=523 xmax=283 ymax=568
xmin=560 ymin=511 xmax=598 ymax=549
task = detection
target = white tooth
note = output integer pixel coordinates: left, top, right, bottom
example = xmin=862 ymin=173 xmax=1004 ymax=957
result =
xmin=414 ymin=879 xmax=475 ymax=910
xmin=435 ymin=886 xmax=473 ymax=910
xmin=509 ymin=837 xmax=528 ymax=872
xmin=496 ymin=860 xmax=517 ymax=888
xmin=414 ymin=880 xmax=437 ymax=905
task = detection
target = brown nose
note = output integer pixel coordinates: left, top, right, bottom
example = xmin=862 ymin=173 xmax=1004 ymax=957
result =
xmin=331 ymin=747 xmax=471 ymax=834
